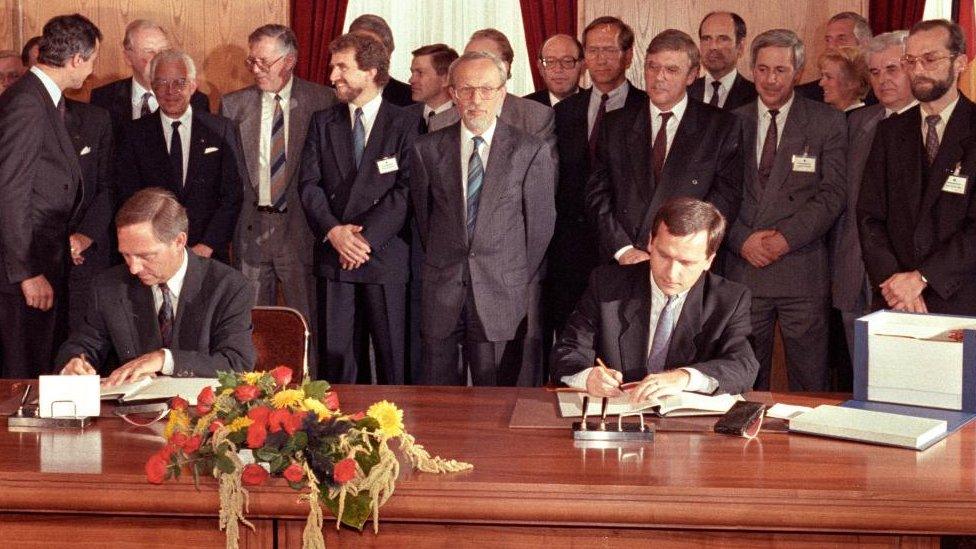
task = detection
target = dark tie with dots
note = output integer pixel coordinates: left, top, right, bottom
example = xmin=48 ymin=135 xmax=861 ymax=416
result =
xmin=140 ymin=92 xmax=153 ymax=118
xmin=709 ymin=80 xmax=722 ymax=107
xmin=158 ymin=283 xmax=174 ymax=348
xmin=652 ymin=112 xmax=673 ymax=181
xmin=758 ymin=110 xmax=779 ymax=187
xmin=56 ymin=96 xmax=66 ymax=122
xmin=924 ymin=114 xmax=941 ymax=165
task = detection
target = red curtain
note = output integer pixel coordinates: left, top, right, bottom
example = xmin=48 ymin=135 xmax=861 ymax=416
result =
xmin=520 ymin=0 xmax=578 ymax=91
xmin=291 ymin=0 xmax=349 ymax=85
xmin=868 ymin=0 xmax=926 ymax=34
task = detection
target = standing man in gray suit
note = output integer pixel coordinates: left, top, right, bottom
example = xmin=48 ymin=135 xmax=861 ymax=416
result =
xmin=725 ymin=30 xmax=847 ymax=391
xmin=220 ymin=24 xmax=336 ymax=375
xmin=411 ymin=51 xmax=556 ymax=386
xmin=831 ymin=31 xmax=915 ymax=359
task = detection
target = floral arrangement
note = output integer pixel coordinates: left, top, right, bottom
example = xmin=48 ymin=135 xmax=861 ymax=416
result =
xmin=145 ymin=367 xmax=472 ymax=549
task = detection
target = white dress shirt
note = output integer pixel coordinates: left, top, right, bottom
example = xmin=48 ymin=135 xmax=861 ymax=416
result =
xmin=560 ymin=274 xmax=718 ymax=393
xmin=459 ymin=118 xmax=498 ymax=218
xmin=160 ymin=106 xmax=193 ymax=186
xmin=920 ymin=96 xmax=959 ymax=146
xmin=587 ymin=80 xmax=630 ymax=136
xmin=155 ymin=249 xmax=189 ymax=375
xmin=258 ymin=77 xmax=293 ymax=206
xmin=756 ymin=93 xmax=796 ymax=165
xmin=424 ymin=100 xmax=454 ymax=119
xmin=348 ymin=91 xmax=383 ymax=144
xmin=704 ymin=69 xmax=739 ymax=108
xmin=884 ymin=100 xmax=918 ymax=119
xmin=131 ymin=79 xmax=158 ymax=120
xmin=29 ymin=66 xmax=61 ymax=107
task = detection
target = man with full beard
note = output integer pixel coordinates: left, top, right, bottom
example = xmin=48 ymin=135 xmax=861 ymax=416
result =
xmin=858 ymin=19 xmax=976 ymax=315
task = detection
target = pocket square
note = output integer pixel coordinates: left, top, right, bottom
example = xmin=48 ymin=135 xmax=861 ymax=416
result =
xmin=79 ymin=146 xmax=91 ymax=156
xmin=204 ymin=146 xmax=220 ymax=154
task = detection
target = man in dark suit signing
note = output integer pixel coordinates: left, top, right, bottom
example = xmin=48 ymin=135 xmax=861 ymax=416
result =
xmin=525 ymin=34 xmax=585 ymax=107
xmin=858 ymin=19 xmax=976 ymax=316
xmin=299 ymin=32 xmax=417 ymax=385
xmin=725 ymin=29 xmax=847 ymax=391
xmin=553 ymin=197 xmax=759 ymax=399
xmin=0 ymin=14 xmax=101 ymax=378
xmin=58 ymin=188 xmax=255 ymax=383
xmin=116 ymin=50 xmax=243 ymax=262
xmin=412 ymin=51 xmax=556 ymax=386
xmin=688 ymin=11 xmax=757 ymax=111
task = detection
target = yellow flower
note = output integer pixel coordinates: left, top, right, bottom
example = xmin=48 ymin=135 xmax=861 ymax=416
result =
xmin=271 ymin=389 xmax=305 ymax=409
xmin=301 ymin=398 xmax=332 ymax=421
xmin=241 ymin=372 xmax=266 ymax=385
xmin=164 ymin=409 xmax=190 ymax=439
xmin=367 ymin=400 xmax=404 ymax=438
xmin=221 ymin=387 xmax=234 ymax=396
xmin=226 ymin=417 xmax=254 ymax=433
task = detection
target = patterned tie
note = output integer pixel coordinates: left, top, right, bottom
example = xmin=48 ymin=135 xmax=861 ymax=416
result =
xmin=353 ymin=107 xmax=365 ymax=167
xmin=140 ymin=92 xmax=153 ymax=118
xmin=588 ymin=92 xmax=609 ymax=163
xmin=647 ymin=294 xmax=679 ymax=373
xmin=709 ymin=80 xmax=722 ymax=107
xmin=652 ymin=112 xmax=673 ymax=181
xmin=466 ymin=135 xmax=486 ymax=240
xmin=56 ymin=96 xmax=66 ymax=122
xmin=758 ymin=109 xmax=779 ymax=187
xmin=269 ymin=94 xmax=287 ymax=209
xmin=924 ymin=114 xmax=941 ymax=165
xmin=169 ymin=120 xmax=184 ymax=187
xmin=158 ymin=283 xmax=174 ymax=348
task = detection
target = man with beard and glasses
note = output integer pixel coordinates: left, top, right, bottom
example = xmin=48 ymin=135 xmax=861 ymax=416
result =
xmin=858 ymin=19 xmax=976 ymax=315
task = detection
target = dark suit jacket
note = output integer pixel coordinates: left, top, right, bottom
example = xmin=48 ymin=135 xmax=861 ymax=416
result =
xmin=725 ymin=96 xmax=847 ymax=298
xmin=524 ymin=89 xmax=552 ymax=107
xmin=220 ymin=77 xmax=337 ymax=269
xmin=382 ymin=77 xmax=414 ymax=107
xmin=0 ymin=71 xmax=85 ymax=290
xmin=90 ymin=77 xmax=210 ymax=137
xmin=299 ymin=100 xmax=418 ymax=283
xmin=551 ymin=265 xmax=759 ymax=395
xmin=687 ymin=72 xmax=757 ymax=111
xmin=55 ymin=251 xmax=255 ymax=375
xmin=115 ymin=109 xmax=244 ymax=259
xmin=586 ymin=97 xmax=743 ymax=260
xmin=64 ymin=99 xmax=114 ymax=263
xmin=858 ymin=96 xmax=976 ymax=314
xmin=411 ymin=120 xmax=556 ymax=341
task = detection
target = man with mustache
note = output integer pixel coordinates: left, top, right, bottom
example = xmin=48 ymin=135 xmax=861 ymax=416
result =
xmin=688 ymin=11 xmax=757 ymax=111
xmin=858 ymin=19 xmax=976 ymax=316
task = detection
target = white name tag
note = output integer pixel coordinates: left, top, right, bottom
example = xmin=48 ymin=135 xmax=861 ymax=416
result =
xmin=376 ymin=156 xmax=399 ymax=174
xmin=943 ymin=174 xmax=968 ymax=194
xmin=792 ymin=154 xmax=816 ymax=173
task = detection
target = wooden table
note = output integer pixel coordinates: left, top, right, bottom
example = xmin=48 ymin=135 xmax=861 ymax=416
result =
xmin=0 ymin=382 xmax=973 ymax=548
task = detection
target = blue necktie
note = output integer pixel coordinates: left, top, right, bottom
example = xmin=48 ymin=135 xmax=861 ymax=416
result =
xmin=466 ymin=135 xmax=485 ymax=240
xmin=353 ymin=107 xmax=365 ymax=167
xmin=647 ymin=294 xmax=678 ymax=373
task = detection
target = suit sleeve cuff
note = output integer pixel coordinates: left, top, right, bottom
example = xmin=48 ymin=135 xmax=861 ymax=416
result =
xmin=161 ymin=349 xmax=175 ymax=376
xmin=680 ymin=367 xmax=719 ymax=394
xmin=561 ymin=367 xmax=593 ymax=390
xmin=613 ymin=245 xmax=634 ymax=262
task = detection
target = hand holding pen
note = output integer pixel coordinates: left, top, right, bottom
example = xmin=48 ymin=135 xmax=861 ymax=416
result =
xmin=584 ymin=358 xmax=624 ymax=397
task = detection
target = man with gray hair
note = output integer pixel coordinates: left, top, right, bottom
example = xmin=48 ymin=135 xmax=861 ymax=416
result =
xmin=220 ymin=24 xmax=335 ymax=373
xmin=91 ymin=19 xmax=209 ymax=137
xmin=348 ymin=14 xmax=413 ymax=106
xmin=411 ymin=50 xmax=556 ymax=386
xmin=116 ymin=49 xmax=243 ymax=263
xmin=724 ymin=29 xmax=847 ymax=391
xmin=0 ymin=50 xmax=24 ymax=94
xmin=797 ymin=11 xmax=875 ymax=103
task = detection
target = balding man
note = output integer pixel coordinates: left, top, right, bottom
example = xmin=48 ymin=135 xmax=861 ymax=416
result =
xmin=526 ymin=34 xmax=585 ymax=107
xmin=348 ymin=14 xmax=413 ymax=107
xmin=688 ymin=11 xmax=757 ymax=110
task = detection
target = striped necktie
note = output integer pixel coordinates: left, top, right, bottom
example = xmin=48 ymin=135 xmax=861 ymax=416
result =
xmin=269 ymin=94 xmax=287 ymax=209
xmin=466 ymin=135 xmax=486 ymax=240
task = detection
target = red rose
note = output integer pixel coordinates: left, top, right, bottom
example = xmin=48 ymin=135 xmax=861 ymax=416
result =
xmin=170 ymin=432 xmax=188 ymax=447
xmin=247 ymin=405 xmax=272 ymax=428
xmin=197 ymin=386 xmax=215 ymax=406
xmin=146 ymin=453 xmax=169 ymax=484
xmin=271 ymin=366 xmax=293 ymax=388
xmin=170 ymin=396 xmax=189 ymax=411
xmin=283 ymin=410 xmax=305 ymax=435
xmin=269 ymin=408 xmax=290 ymax=433
xmin=349 ymin=411 xmax=365 ymax=421
xmin=241 ymin=463 xmax=269 ymax=486
xmin=247 ymin=425 xmax=267 ymax=448
xmin=208 ymin=419 xmax=225 ymax=433
xmin=283 ymin=463 xmax=304 ymax=483
xmin=183 ymin=434 xmax=202 ymax=453
xmin=234 ymin=384 xmax=261 ymax=403
xmin=324 ymin=392 xmax=339 ymax=411
xmin=196 ymin=403 xmax=212 ymax=415
xmin=333 ymin=458 xmax=357 ymax=484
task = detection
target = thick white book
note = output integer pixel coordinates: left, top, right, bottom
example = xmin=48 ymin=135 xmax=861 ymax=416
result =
xmin=789 ymin=404 xmax=948 ymax=450
xmin=557 ymin=391 xmax=741 ymax=418
xmin=100 ymin=377 xmax=216 ymax=405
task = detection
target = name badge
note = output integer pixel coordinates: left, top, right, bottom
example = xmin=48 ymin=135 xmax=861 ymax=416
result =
xmin=944 ymin=163 xmax=968 ymax=194
xmin=791 ymin=153 xmax=816 ymax=173
xmin=376 ymin=156 xmax=399 ymax=174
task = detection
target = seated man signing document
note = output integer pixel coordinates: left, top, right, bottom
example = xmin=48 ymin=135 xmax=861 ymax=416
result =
xmin=58 ymin=188 xmax=255 ymax=384
xmin=552 ymin=197 xmax=758 ymax=401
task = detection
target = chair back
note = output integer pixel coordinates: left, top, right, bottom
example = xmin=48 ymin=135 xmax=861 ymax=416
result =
xmin=250 ymin=306 xmax=309 ymax=381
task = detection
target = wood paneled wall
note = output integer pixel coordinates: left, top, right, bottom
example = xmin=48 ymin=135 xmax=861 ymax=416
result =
xmin=580 ymin=0 xmax=870 ymax=87
xmin=0 ymin=0 xmax=289 ymax=106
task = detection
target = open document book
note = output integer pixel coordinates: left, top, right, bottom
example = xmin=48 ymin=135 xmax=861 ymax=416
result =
xmin=100 ymin=377 xmax=216 ymax=405
xmin=557 ymin=390 xmax=742 ymax=418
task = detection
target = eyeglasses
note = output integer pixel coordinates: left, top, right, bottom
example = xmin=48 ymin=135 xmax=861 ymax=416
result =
xmin=151 ymin=78 xmax=190 ymax=91
xmin=454 ymin=85 xmax=504 ymax=100
xmin=245 ymin=54 xmax=286 ymax=72
xmin=584 ymin=46 xmax=622 ymax=59
xmin=644 ymin=62 xmax=686 ymax=79
xmin=901 ymin=52 xmax=956 ymax=71
xmin=540 ymin=56 xmax=580 ymax=69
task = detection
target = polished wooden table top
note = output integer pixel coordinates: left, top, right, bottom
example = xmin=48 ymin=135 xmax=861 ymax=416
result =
xmin=0 ymin=382 xmax=973 ymax=534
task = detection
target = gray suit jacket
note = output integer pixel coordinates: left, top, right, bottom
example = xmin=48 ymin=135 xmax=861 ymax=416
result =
xmin=428 ymin=93 xmax=555 ymax=148
xmin=831 ymin=103 xmax=884 ymax=311
xmin=411 ymin=120 xmax=556 ymax=341
xmin=55 ymin=251 xmax=256 ymax=376
xmin=725 ymin=96 xmax=847 ymax=297
xmin=220 ymin=77 xmax=337 ymax=268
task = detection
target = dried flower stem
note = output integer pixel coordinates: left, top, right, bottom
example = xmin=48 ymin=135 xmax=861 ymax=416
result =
xmin=212 ymin=428 xmax=254 ymax=549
